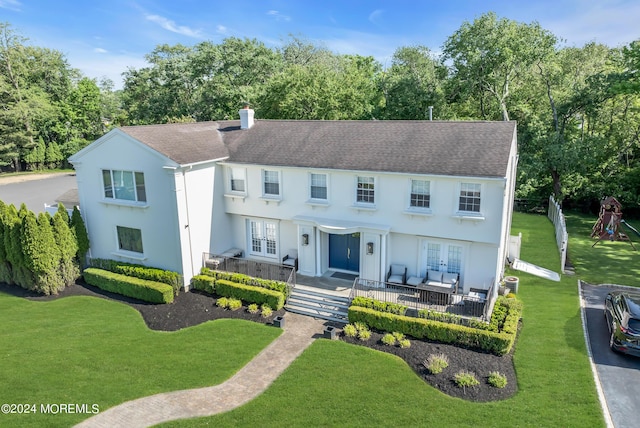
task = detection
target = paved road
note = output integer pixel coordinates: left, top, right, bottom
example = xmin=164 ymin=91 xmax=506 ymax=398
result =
xmin=0 ymin=173 xmax=78 ymax=214
xmin=581 ymin=282 xmax=640 ymax=428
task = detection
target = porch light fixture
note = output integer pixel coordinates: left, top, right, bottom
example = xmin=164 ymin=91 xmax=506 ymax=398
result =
xmin=367 ymin=242 xmax=374 ymax=255
xmin=302 ymin=233 xmax=309 ymax=246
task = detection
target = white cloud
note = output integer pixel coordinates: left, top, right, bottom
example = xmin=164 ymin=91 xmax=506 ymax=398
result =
xmin=94 ymin=47 xmax=108 ymax=54
xmin=368 ymin=9 xmax=383 ymax=25
xmin=267 ymin=10 xmax=291 ymax=22
xmin=145 ymin=14 xmax=203 ymax=38
xmin=0 ymin=0 xmax=21 ymax=11
xmin=216 ymin=25 xmax=228 ymax=34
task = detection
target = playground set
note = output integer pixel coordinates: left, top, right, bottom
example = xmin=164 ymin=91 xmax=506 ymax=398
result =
xmin=591 ymin=196 xmax=637 ymax=250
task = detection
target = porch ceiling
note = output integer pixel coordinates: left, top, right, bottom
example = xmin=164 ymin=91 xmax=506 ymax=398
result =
xmin=292 ymin=215 xmax=391 ymax=235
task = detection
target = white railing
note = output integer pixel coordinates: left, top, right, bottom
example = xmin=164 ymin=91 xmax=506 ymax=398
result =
xmin=548 ymin=195 xmax=568 ymax=274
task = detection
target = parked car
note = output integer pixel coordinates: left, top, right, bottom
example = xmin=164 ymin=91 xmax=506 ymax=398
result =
xmin=604 ymin=291 xmax=640 ymax=357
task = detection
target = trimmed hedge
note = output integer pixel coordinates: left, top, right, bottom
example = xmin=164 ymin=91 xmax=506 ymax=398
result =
xmin=83 ymin=268 xmax=174 ymax=304
xmin=351 ymin=296 xmax=407 ymax=315
xmin=348 ymin=306 xmax=514 ymax=355
xmin=215 ymin=279 xmax=285 ymax=310
xmin=90 ymin=258 xmax=181 ymax=295
xmin=200 ymin=267 xmax=289 ymax=297
xmin=191 ymin=274 xmax=215 ymax=294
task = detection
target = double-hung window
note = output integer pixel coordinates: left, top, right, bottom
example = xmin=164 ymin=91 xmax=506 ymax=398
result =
xmin=229 ymin=167 xmax=246 ymax=193
xmin=458 ymin=183 xmax=481 ymax=213
xmin=103 ymin=170 xmax=146 ymax=202
xmin=263 ymin=170 xmax=280 ymax=197
xmin=356 ymin=176 xmax=375 ymax=204
xmin=410 ymin=179 xmax=430 ymax=209
xmin=310 ymin=173 xmax=328 ymax=201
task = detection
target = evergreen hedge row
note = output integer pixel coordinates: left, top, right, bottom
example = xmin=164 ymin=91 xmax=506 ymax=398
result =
xmin=347 ymin=306 xmax=515 ymax=356
xmin=199 ymin=267 xmax=289 ymax=297
xmin=83 ymin=268 xmax=174 ymax=304
xmin=215 ymin=279 xmax=285 ymax=310
xmin=351 ymin=296 xmax=408 ymax=315
xmin=90 ymin=258 xmax=181 ymax=295
xmin=190 ymin=274 xmax=215 ymax=294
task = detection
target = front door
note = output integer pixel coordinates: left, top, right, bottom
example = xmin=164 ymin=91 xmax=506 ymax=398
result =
xmin=329 ymin=233 xmax=360 ymax=272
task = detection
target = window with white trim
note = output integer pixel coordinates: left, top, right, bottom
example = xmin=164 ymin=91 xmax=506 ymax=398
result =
xmin=116 ymin=226 xmax=143 ymax=253
xmin=458 ymin=183 xmax=481 ymax=212
xmin=248 ymin=219 xmax=278 ymax=258
xmin=229 ymin=167 xmax=246 ymax=193
xmin=103 ymin=170 xmax=146 ymax=202
xmin=310 ymin=173 xmax=327 ymax=200
xmin=356 ymin=176 xmax=375 ymax=204
xmin=263 ymin=170 xmax=280 ymax=197
xmin=410 ymin=179 xmax=430 ymax=208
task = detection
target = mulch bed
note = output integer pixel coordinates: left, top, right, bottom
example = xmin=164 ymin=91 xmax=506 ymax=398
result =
xmin=2 ymin=281 xmax=517 ymax=401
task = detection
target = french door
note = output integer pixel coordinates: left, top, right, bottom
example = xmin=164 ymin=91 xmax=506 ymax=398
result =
xmin=249 ymin=220 xmax=278 ymax=258
xmin=423 ymin=241 xmax=463 ymax=275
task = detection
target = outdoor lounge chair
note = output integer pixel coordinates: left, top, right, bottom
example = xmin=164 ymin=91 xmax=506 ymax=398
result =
xmin=386 ymin=264 xmax=407 ymax=285
xmin=282 ymin=250 xmax=298 ymax=271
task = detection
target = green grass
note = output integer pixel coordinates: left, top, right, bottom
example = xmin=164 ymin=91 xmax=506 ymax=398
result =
xmin=564 ymin=211 xmax=640 ymax=286
xmin=0 ymin=293 xmax=280 ymax=427
xmin=164 ymin=212 xmax=604 ymax=427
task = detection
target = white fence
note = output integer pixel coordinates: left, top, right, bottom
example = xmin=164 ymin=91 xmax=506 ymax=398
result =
xmin=548 ymin=195 xmax=568 ymax=274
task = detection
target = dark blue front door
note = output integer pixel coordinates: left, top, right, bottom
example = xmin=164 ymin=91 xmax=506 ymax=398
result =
xmin=329 ymin=233 xmax=360 ymax=272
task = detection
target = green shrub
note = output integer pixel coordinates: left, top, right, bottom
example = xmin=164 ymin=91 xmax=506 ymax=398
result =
xmin=343 ymin=324 xmax=358 ymax=337
xmin=215 ymin=279 xmax=285 ymax=310
xmin=199 ymin=268 xmax=290 ymax=297
xmin=247 ymin=303 xmax=259 ymax=314
xmin=392 ymin=332 xmax=405 ymax=341
xmin=398 ymin=338 xmax=411 ymax=348
xmin=90 ymin=258 xmax=181 ymax=295
xmin=454 ymin=370 xmax=480 ymax=389
xmin=351 ymin=296 xmax=407 ymax=315
xmin=83 ymin=268 xmax=174 ymax=304
xmin=418 ymin=309 xmax=463 ymax=325
xmin=216 ymin=297 xmax=229 ymax=308
xmin=488 ymin=371 xmax=508 ymax=388
xmin=228 ymin=298 xmax=242 ymax=311
xmin=261 ymin=304 xmax=273 ymax=318
xmin=381 ymin=333 xmax=396 ymax=346
xmin=191 ymin=275 xmax=215 ymax=294
xmin=358 ymin=329 xmax=371 ymax=341
xmin=423 ymin=353 xmax=449 ymax=374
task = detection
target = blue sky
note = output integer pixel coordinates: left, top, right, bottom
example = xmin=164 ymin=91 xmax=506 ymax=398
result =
xmin=2 ymin=0 xmax=639 ymax=89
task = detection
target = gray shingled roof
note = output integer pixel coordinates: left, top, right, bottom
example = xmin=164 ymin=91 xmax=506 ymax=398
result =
xmin=119 ymin=119 xmax=516 ymax=178
xmin=120 ymin=121 xmax=228 ymax=165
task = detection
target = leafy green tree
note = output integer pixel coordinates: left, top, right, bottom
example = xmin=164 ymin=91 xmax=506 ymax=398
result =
xmin=44 ymin=140 xmax=63 ymax=168
xmin=52 ymin=206 xmax=79 ymax=286
xmin=23 ymin=136 xmax=45 ymax=170
xmin=21 ymin=212 xmax=62 ymax=294
xmin=71 ymin=206 xmax=89 ymax=269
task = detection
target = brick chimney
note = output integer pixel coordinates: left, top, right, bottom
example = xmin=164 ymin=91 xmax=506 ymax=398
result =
xmin=239 ymin=104 xmax=254 ymax=129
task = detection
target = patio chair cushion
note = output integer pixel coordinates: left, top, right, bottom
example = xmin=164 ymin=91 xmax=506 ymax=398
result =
xmin=425 ymin=270 xmax=443 ymax=286
xmin=390 ymin=264 xmax=405 ymax=275
xmin=442 ymin=272 xmax=458 ymax=285
xmin=387 ymin=264 xmax=406 ymax=284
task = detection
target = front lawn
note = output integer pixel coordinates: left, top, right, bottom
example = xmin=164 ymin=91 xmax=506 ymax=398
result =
xmin=0 ymin=292 xmax=280 ymax=427
xmin=165 ymin=212 xmax=604 ymax=427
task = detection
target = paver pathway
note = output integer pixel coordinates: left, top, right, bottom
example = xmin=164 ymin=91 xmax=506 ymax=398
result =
xmin=75 ymin=313 xmax=328 ymax=428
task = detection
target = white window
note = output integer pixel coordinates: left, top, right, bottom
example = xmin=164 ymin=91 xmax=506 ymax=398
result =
xmin=410 ymin=179 xmax=430 ymax=208
xmin=249 ymin=220 xmax=278 ymax=258
xmin=116 ymin=226 xmax=143 ymax=254
xmin=229 ymin=167 xmax=246 ymax=193
xmin=356 ymin=176 xmax=375 ymax=204
xmin=103 ymin=170 xmax=146 ymax=202
xmin=263 ymin=170 xmax=280 ymax=197
xmin=310 ymin=173 xmax=328 ymax=200
xmin=459 ymin=183 xmax=481 ymax=213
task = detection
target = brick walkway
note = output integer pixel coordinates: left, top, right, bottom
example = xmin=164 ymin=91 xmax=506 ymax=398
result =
xmin=75 ymin=313 xmax=329 ymax=428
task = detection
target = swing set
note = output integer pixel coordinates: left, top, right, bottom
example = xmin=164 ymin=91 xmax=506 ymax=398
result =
xmin=591 ymin=196 xmax=636 ymax=250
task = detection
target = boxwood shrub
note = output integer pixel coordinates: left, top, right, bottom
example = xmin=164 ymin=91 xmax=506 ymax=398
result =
xmin=351 ymin=296 xmax=407 ymax=315
xmin=83 ymin=268 xmax=174 ymax=304
xmin=190 ymin=274 xmax=215 ymax=294
xmin=215 ymin=279 xmax=285 ymax=310
xmin=90 ymin=258 xmax=181 ymax=295
xmin=200 ymin=268 xmax=289 ymax=297
xmin=348 ymin=306 xmax=514 ymax=355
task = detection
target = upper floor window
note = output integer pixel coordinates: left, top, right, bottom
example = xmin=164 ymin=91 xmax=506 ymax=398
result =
xmin=356 ymin=176 xmax=375 ymax=204
xmin=102 ymin=170 xmax=146 ymax=202
xmin=229 ymin=167 xmax=246 ymax=193
xmin=310 ymin=173 xmax=328 ymax=200
xmin=459 ymin=183 xmax=481 ymax=212
xmin=263 ymin=170 xmax=280 ymax=197
xmin=410 ymin=179 xmax=430 ymax=208
xmin=116 ymin=226 xmax=143 ymax=254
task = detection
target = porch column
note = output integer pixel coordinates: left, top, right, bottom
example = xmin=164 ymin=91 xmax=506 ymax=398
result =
xmin=380 ymin=234 xmax=387 ymax=282
xmin=315 ymin=227 xmax=322 ymax=276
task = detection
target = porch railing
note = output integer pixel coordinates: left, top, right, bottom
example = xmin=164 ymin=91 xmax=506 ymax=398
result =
xmin=202 ymin=252 xmax=296 ymax=294
xmin=350 ymin=278 xmax=489 ymax=321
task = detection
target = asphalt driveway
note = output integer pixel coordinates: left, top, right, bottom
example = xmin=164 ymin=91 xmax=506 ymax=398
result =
xmin=581 ymin=282 xmax=640 ymax=428
xmin=0 ymin=172 xmax=78 ymax=214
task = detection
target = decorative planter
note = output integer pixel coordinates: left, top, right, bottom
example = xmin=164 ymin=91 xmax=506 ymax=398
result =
xmin=324 ymin=326 xmax=337 ymax=340
xmin=273 ymin=315 xmax=285 ymax=328
xmin=504 ymin=276 xmax=519 ymax=293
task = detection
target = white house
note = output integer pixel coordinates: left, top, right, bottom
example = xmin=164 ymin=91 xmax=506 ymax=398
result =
xmin=69 ymin=109 xmax=518 ymax=303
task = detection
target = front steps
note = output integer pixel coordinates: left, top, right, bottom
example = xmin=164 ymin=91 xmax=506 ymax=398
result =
xmin=285 ymin=286 xmax=351 ymax=324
